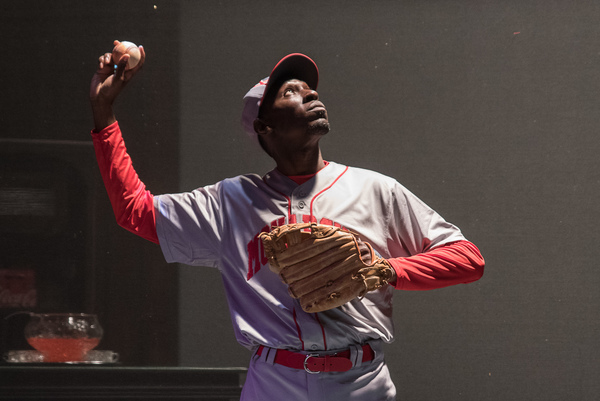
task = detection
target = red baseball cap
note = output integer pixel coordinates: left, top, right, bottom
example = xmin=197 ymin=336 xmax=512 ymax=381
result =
xmin=241 ymin=53 xmax=319 ymax=140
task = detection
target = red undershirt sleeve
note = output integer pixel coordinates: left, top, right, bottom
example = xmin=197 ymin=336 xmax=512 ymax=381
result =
xmin=387 ymin=240 xmax=484 ymax=290
xmin=90 ymin=121 xmax=159 ymax=244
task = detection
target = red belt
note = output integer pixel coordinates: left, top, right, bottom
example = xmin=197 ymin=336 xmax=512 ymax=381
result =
xmin=256 ymin=344 xmax=374 ymax=374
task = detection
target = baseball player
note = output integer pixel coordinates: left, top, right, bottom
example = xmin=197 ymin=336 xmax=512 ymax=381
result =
xmin=89 ymin=45 xmax=484 ymax=400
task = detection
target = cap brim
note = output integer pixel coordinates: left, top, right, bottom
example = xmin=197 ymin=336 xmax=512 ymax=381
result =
xmin=262 ymin=53 xmax=319 ymax=105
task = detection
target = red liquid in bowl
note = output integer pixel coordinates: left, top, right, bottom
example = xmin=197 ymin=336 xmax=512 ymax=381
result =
xmin=27 ymin=337 xmax=100 ymax=362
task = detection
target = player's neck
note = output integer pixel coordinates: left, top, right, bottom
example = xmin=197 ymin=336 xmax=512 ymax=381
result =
xmin=275 ymin=149 xmax=325 ymax=176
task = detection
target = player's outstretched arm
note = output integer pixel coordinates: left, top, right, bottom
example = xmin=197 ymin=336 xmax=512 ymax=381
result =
xmin=89 ymin=40 xmax=146 ymax=131
xmin=89 ymin=42 xmax=157 ymax=244
xmin=91 ymin=122 xmax=159 ymax=244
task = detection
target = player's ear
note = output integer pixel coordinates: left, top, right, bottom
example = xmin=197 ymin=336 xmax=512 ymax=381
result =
xmin=254 ymin=118 xmax=272 ymax=137
xmin=253 ymin=118 xmax=273 ymax=157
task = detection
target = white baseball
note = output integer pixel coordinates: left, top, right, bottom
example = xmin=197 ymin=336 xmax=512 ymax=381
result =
xmin=112 ymin=41 xmax=141 ymax=70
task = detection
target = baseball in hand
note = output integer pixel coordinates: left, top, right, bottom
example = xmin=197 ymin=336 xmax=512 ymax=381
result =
xmin=112 ymin=41 xmax=141 ymax=70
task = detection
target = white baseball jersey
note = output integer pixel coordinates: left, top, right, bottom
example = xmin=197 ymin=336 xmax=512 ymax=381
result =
xmin=154 ymin=161 xmax=465 ymax=352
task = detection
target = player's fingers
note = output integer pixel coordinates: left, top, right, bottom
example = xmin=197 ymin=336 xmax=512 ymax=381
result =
xmin=97 ymin=52 xmax=113 ymax=70
xmin=114 ymin=54 xmax=129 ymax=80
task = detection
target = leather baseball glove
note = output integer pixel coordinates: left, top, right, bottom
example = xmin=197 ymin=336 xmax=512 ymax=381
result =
xmin=259 ymin=223 xmax=395 ymax=313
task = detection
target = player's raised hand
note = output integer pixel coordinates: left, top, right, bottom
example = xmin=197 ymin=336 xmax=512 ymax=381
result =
xmin=90 ymin=40 xmax=146 ymax=130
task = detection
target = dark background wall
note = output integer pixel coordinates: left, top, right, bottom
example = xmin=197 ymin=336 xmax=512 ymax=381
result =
xmin=1 ymin=1 xmax=598 ymax=400
xmin=0 ymin=1 xmax=181 ymax=365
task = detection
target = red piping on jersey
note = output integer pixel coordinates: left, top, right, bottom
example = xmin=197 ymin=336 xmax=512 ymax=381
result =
xmin=283 ymin=194 xmax=292 ymax=219
xmin=305 ymin=166 xmax=348 ymax=350
xmin=309 ymin=165 xmax=349 ymax=220
xmin=271 ymin=165 xmax=349 ymax=351
xmin=314 ymin=313 xmax=327 ymax=349
xmin=292 ymin=308 xmax=305 ymax=351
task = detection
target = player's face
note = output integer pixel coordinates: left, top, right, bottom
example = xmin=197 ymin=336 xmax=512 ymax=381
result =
xmin=262 ymin=79 xmax=330 ymax=139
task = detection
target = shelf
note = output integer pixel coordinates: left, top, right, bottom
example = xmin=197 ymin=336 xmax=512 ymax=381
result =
xmin=0 ymin=366 xmax=247 ymax=400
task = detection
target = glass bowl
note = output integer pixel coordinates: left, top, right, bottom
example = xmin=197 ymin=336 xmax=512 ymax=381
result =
xmin=24 ymin=313 xmax=103 ymax=363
